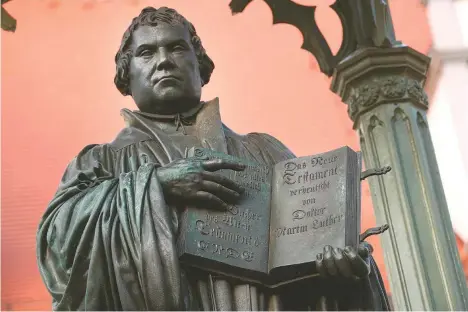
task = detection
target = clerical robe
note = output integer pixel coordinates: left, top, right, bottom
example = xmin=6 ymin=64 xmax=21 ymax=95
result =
xmin=37 ymin=99 xmax=390 ymax=311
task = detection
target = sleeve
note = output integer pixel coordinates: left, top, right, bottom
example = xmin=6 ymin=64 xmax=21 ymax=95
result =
xmin=332 ymin=255 xmax=391 ymax=311
xmin=36 ymin=144 xmax=185 ymax=311
xmin=307 ymin=255 xmax=391 ymax=311
xmin=360 ymin=255 xmax=391 ymax=310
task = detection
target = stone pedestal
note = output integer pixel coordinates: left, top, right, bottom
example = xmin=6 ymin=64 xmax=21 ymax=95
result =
xmin=331 ymin=46 xmax=468 ymax=310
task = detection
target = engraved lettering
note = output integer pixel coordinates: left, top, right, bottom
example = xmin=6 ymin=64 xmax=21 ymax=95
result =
xmin=227 ymin=205 xmax=239 ymax=215
xmin=197 ymin=240 xmax=209 ymax=251
xmin=207 ymin=226 xmax=261 ymax=247
xmin=212 ymin=243 xmax=224 ymax=255
xmin=283 ymin=157 xmax=338 ymax=185
xmin=226 ymin=248 xmax=240 ymax=259
xmin=196 ymin=220 xmax=210 ymax=235
xmin=290 ymin=167 xmax=338 ymax=185
xmin=205 ymin=213 xmax=219 ymax=224
xmin=232 ymin=164 xmax=270 ymax=192
xmin=289 ymin=180 xmax=330 ymax=197
xmin=311 ymin=213 xmax=345 ymax=229
xmin=310 ymin=155 xmax=338 ymax=167
xmin=221 ymin=214 xmax=252 ymax=231
xmin=283 ymin=162 xmax=297 ymax=185
xmin=196 ymin=241 xmax=255 ymax=262
xmin=238 ymin=208 xmax=261 ymax=222
xmin=292 ymin=210 xmax=305 ymax=220
xmin=274 ymin=225 xmax=308 ymax=237
xmin=302 ymin=197 xmax=316 ymax=206
xmin=242 ymin=250 xmax=254 ymax=262
xmin=292 ymin=207 xmax=327 ymax=221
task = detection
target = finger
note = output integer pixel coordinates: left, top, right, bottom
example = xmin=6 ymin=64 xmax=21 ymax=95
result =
xmin=201 ymin=172 xmax=244 ymax=194
xmin=358 ymin=241 xmax=373 ymax=259
xmin=201 ymin=159 xmax=246 ymax=172
xmin=316 ymin=296 xmax=327 ymax=311
xmin=344 ymin=246 xmax=370 ymax=278
xmin=194 ymin=191 xmax=229 ymax=211
xmin=316 ymin=295 xmax=338 ymax=311
xmin=333 ymin=247 xmax=353 ymax=278
xmin=316 ymin=253 xmax=328 ymax=278
xmin=323 ymin=245 xmax=338 ymax=277
xmin=200 ymin=180 xmax=241 ymax=202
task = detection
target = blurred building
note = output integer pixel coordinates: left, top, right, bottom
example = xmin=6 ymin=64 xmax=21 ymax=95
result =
xmin=425 ymin=0 xmax=468 ymax=268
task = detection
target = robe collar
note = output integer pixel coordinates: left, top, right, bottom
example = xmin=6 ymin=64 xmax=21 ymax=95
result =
xmin=120 ymin=98 xmax=228 ymax=154
xmin=129 ymin=101 xmax=204 ymax=134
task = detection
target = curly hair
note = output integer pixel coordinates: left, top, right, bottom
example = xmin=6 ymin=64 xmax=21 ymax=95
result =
xmin=114 ymin=7 xmax=215 ymax=96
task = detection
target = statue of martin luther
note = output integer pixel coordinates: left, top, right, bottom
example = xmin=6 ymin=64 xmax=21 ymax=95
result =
xmin=37 ymin=6 xmax=390 ymax=311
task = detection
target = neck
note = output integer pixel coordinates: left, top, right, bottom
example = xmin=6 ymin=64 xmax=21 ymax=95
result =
xmin=139 ymin=97 xmax=201 ymax=115
xmin=138 ymin=100 xmax=204 ymax=118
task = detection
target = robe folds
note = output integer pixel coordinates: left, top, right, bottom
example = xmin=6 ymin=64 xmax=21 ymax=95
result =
xmin=37 ymin=98 xmax=390 ymax=311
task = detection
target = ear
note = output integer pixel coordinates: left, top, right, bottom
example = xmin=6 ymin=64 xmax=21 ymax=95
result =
xmin=197 ymin=63 xmax=205 ymax=87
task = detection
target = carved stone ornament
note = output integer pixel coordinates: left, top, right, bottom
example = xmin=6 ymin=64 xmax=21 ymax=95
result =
xmin=408 ymin=79 xmax=429 ymax=107
xmin=381 ymin=76 xmax=407 ymax=98
xmin=346 ymin=75 xmax=428 ymax=122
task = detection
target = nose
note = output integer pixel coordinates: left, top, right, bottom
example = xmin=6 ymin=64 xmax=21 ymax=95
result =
xmin=156 ymin=48 xmax=175 ymax=71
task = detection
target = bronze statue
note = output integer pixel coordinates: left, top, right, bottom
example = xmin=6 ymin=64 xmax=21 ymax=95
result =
xmin=37 ymin=7 xmax=390 ymax=310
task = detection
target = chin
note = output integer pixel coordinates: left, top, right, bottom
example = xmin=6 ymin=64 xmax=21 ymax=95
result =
xmin=158 ymin=92 xmax=185 ymax=103
xmin=154 ymin=85 xmax=184 ymax=100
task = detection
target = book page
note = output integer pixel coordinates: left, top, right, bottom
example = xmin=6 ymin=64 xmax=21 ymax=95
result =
xmin=179 ymin=148 xmax=272 ymax=274
xmin=268 ymin=147 xmax=354 ymax=271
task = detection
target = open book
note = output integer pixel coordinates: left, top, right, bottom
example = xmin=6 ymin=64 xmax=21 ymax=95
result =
xmin=177 ymin=146 xmax=362 ymax=287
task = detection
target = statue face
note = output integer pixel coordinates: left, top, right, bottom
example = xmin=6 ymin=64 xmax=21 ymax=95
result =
xmin=128 ymin=23 xmax=203 ymax=114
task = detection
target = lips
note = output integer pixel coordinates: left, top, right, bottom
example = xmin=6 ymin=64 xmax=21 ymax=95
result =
xmin=155 ymin=75 xmax=180 ymax=83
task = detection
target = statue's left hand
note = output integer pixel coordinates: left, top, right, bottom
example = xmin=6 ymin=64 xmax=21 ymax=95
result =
xmin=315 ymin=242 xmax=372 ymax=280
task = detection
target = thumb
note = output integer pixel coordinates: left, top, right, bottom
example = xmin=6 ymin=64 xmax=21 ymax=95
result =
xmin=358 ymin=241 xmax=373 ymax=259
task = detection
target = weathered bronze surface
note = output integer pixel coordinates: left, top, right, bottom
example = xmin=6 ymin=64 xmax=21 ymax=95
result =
xmin=179 ymin=147 xmax=369 ymax=288
xmin=179 ymin=148 xmax=272 ymax=277
xmin=37 ymin=6 xmax=390 ymax=311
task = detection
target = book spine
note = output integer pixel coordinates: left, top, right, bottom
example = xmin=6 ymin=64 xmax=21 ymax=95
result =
xmin=356 ymin=152 xmax=362 ymax=246
xmin=267 ymin=167 xmax=276 ymax=273
xmin=345 ymin=150 xmax=360 ymax=248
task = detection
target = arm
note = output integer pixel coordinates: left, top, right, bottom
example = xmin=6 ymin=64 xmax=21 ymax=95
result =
xmin=37 ymin=144 xmax=182 ymax=310
xmin=37 ymin=144 xmax=246 ymax=310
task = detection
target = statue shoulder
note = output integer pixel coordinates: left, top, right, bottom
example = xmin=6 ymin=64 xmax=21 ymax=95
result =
xmin=63 ymin=125 xmax=150 ymax=177
xmin=108 ymin=126 xmax=153 ymax=152
xmin=247 ymin=132 xmax=295 ymax=158
xmin=57 ymin=143 xmax=115 ymax=191
xmin=222 ymin=125 xmax=286 ymax=146
xmin=69 ymin=143 xmax=110 ymax=167
xmin=223 ymin=125 xmax=295 ymax=162
xmin=67 ymin=125 xmax=151 ymax=166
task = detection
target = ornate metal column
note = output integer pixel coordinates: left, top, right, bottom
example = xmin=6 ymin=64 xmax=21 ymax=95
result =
xmin=229 ymin=0 xmax=468 ymax=310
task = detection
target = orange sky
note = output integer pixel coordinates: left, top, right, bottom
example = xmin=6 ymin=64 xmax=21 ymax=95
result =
xmin=1 ymin=0 xmax=431 ymax=309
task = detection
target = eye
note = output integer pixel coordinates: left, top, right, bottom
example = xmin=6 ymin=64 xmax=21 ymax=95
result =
xmin=138 ymin=49 xmax=153 ymax=57
xmin=173 ymin=44 xmax=186 ymax=52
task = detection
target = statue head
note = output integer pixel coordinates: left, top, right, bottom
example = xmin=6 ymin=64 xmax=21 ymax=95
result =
xmin=114 ymin=7 xmax=215 ymax=114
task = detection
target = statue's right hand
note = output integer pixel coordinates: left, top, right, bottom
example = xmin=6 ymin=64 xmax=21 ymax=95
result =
xmin=156 ymin=158 xmax=246 ymax=210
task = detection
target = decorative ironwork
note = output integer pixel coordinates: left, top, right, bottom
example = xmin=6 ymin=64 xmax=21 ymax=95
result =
xmin=1 ymin=0 xmax=16 ymax=32
xmin=229 ymin=0 xmax=399 ymax=76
